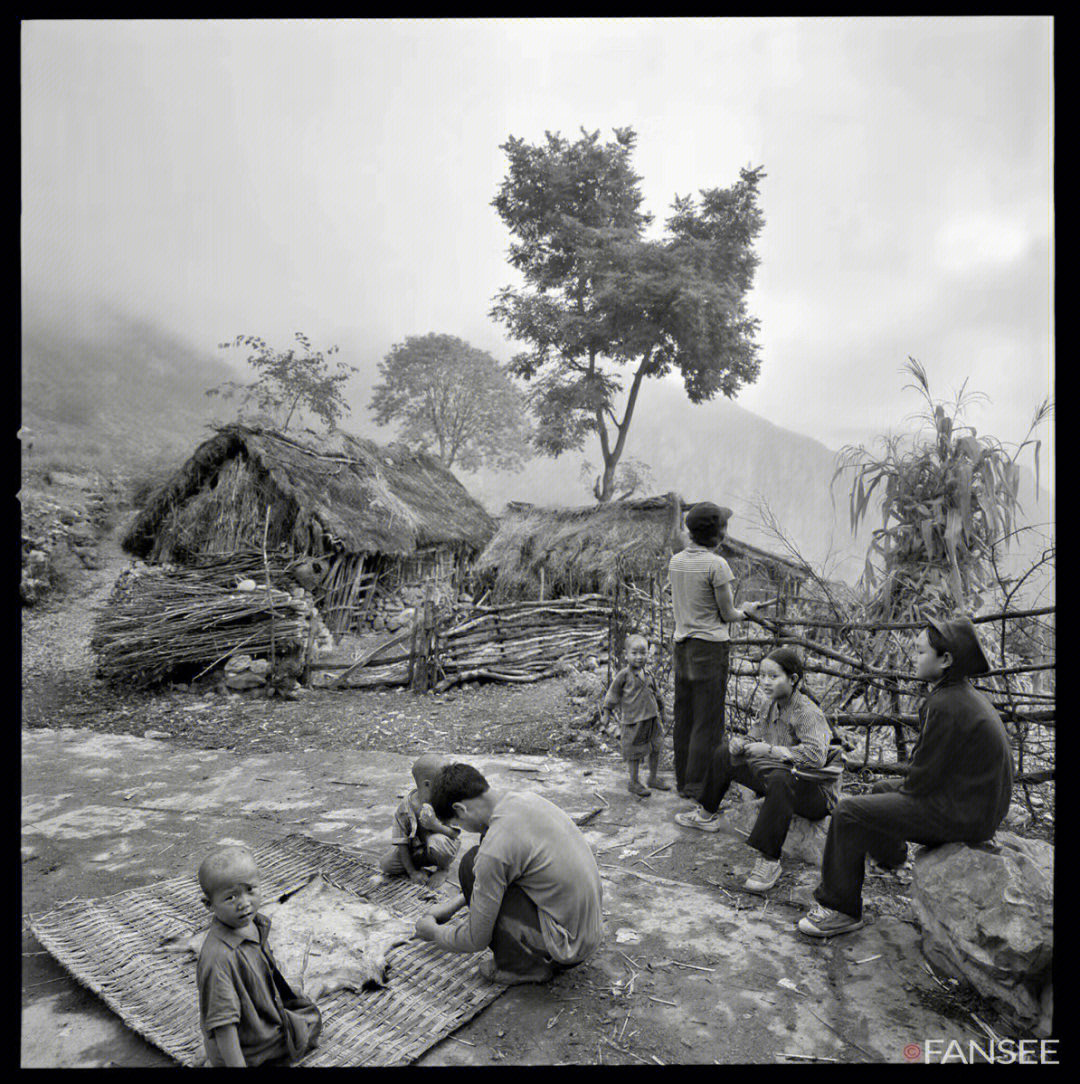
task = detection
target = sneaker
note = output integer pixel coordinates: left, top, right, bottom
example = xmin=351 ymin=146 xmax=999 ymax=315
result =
xmin=674 ymin=808 xmax=721 ymax=832
xmin=797 ymin=904 xmax=864 ymax=938
xmin=744 ymin=856 xmax=782 ymax=893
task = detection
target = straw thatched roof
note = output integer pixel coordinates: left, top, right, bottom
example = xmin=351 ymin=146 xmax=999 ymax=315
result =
xmin=475 ymin=493 xmax=812 ymax=600
xmin=123 ymin=423 xmax=495 ymax=559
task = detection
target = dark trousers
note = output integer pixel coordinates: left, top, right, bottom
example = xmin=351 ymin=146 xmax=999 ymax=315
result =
xmin=458 ymin=846 xmax=549 ymax=975
xmin=814 ymin=781 xmax=983 ymax=919
xmin=672 ymin=638 xmax=730 ymax=798
xmin=699 ymin=742 xmax=830 ymax=860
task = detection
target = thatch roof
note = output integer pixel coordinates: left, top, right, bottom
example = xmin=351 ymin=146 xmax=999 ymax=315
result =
xmin=475 ymin=493 xmax=812 ymax=599
xmin=123 ymin=423 xmax=495 ymax=559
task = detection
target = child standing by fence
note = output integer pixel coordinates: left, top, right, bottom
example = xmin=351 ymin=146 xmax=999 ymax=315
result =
xmin=602 ymin=634 xmax=669 ymax=797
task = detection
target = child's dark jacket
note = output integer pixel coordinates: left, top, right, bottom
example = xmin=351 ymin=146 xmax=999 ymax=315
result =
xmin=902 ymin=675 xmax=1013 ymax=839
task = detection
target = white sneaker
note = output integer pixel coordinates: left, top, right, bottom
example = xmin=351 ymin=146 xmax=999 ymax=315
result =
xmin=674 ymin=808 xmax=721 ymax=832
xmin=744 ymin=856 xmax=782 ymax=893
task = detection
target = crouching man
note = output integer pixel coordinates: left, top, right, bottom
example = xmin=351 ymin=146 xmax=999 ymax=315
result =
xmin=412 ymin=763 xmax=604 ymax=984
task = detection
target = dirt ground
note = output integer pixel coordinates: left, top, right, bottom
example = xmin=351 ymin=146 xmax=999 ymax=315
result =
xmin=21 ymin=523 xmax=1022 ymax=1067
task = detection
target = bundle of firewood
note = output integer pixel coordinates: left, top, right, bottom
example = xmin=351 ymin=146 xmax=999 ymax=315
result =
xmin=434 ymin=597 xmax=610 ymax=690
xmin=92 ymin=563 xmax=312 ymax=686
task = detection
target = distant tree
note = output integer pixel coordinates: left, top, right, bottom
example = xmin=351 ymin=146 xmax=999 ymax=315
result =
xmin=834 ymin=358 xmax=1051 ymax=616
xmin=207 ymin=332 xmax=357 ymax=432
xmin=491 ymin=126 xmax=765 ymax=502
xmin=369 ymin=333 xmax=532 ymax=471
xmin=579 ymin=455 xmax=654 ymax=502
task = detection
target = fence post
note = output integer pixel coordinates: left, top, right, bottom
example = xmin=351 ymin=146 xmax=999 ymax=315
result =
xmin=412 ymin=584 xmax=436 ymax=693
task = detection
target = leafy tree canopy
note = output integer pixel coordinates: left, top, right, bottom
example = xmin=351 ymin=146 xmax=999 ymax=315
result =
xmin=370 ymin=332 xmax=532 ymax=472
xmin=207 ymin=332 xmax=357 ymax=433
xmin=491 ymin=126 xmax=765 ymax=501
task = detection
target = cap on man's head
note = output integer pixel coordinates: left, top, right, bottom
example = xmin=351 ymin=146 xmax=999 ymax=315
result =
xmin=927 ymin=615 xmax=990 ymax=677
xmin=685 ymin=502 xmax=733 ymax=541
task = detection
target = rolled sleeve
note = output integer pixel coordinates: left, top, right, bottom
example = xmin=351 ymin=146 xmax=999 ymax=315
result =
xmin=390 ymin=807 xmax=414 ymax=845
xmin=437 ymin=852 xmax=507 ymax=954
xmin=200 ymin=959 xmax=242 ymax=1034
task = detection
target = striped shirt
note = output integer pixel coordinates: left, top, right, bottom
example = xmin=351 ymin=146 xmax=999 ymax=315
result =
xmin=667 ymin=544 xmax=735 ymax=642
xmin=747 ymin=690 xmax=831 ymax=770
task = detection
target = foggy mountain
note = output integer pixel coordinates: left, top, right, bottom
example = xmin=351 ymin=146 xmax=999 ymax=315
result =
xmin=21 ymin=300 xmax=1051 ymax=595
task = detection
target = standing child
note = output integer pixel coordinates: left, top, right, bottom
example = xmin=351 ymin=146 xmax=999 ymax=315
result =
xmin=379 ymin=753 xmax=461 ymax=891
xmin=601 ymin=634 xmax=669 ymax=797
xmin=196 ymin=845 xmax=322 ymax=1067
xmin=798 ymin=615 xmax=1013 ymax=938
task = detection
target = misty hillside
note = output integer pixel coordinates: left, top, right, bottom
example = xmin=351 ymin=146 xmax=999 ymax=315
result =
xmin=21 ymin=301 xmax=1051 ymax=595
xmin=21 ymin=296 xmax=239 ymax=469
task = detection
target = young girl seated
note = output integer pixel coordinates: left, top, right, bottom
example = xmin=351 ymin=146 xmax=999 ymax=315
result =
xmin=674 ymin=647 xmax=842 ymax=893
xmin=798 ymin=615 xmax=1013 ymax=938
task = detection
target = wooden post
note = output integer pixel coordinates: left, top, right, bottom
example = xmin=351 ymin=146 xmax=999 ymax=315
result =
xmin=539 ymin=566 xmax=545 ymax=602
xmin=412 ymin=583 xmax=436 ymax=693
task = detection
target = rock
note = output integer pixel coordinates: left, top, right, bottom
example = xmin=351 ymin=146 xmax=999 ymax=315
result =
xmin=248 ymin=658 xmax=271 ymax=677
xmin=144 ymin=730 xmax=171 ymax=740
xmin=723 ymin=784 xmax=830 ymax=866
xmin=225 ymin=670 xmax=266 ymax=690
xmin=1037 ymin=983 xmax=1053 ymax=1038
xmin=224 ymin=654 xmax=253 ymax=674
xmin=372 ymin=615 xmax=386 ymax=631
xmin=236 ymin=579 xmax=258 ymax=592
xmin=26 ymin=549 xmax=50 ymax=576
xmin=386 ymin=607 xmax=416 ymax=632
xmin=911 ymin=832 xmax=1053 ymax=1032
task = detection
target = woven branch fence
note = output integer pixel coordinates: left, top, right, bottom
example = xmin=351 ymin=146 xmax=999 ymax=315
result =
xmin=616 ymin=580 xmax=1054 ymax=820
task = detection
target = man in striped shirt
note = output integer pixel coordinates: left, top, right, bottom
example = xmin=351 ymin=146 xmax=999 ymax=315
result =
xmin=668 ymin=502 xmax=760 ymax=800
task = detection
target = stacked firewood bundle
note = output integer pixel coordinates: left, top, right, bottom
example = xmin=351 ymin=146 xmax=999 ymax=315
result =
xmin=433 ymin=596 xmax=611 ymax=691
xmin=91 ymin=562 xmax=314 ymax=687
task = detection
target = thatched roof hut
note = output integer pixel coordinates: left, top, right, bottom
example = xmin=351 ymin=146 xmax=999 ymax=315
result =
xmin=475 ymin=493 xmax=812 ymax=601
xmin=123 ymin=423 xmax=495 ymax=631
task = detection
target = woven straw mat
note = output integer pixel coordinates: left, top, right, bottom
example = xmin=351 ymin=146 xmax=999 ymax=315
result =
xmin=29 ymin=833 xmax=507 ymax=1066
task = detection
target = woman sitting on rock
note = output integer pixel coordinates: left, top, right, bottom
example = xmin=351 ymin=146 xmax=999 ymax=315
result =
xmin=798 ymin=615 xmax=1013 ymax=939
xmin=675 ymin=647 xmax=842 ymax=893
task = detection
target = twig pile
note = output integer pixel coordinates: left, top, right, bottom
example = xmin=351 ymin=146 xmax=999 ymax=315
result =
xmin=92 ymin=563 xmax=311 ymax=687
xmin=434 ymin=597 xmax=610 ymax=691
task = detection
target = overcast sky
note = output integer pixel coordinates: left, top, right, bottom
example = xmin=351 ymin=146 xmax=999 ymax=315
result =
xmin=22 ymin=17 xmax=1053 ymax=480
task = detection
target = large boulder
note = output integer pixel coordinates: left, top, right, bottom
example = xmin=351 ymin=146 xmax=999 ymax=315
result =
xmin=722 ymin=784 xmax=830 ymax=866
xmin=911 ymin=832 xmax=1053 ymax=1034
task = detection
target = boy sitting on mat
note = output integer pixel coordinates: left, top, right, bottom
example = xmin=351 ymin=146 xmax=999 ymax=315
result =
xmin=412 ymin=763 xmax=604 ymax=985
xmin=601 ymin=633 xmax=670 ymax=797
xmin=379 ymin=753 xmax=461 ymax=892
xmin=196 ymin=845 xmax=321 ymax=1067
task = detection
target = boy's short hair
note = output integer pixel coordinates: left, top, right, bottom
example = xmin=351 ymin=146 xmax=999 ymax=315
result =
xmin=411 ymin=753 xmax=446 ymax=786
xmin=626 ymin=633 xmax=648 ymax=651
xmin=429 ymin=763 xmax=489 ymax=822
xmin=198 ymin=844 xmax=257 ymax=898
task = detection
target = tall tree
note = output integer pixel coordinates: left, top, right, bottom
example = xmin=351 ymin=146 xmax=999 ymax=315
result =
xmin=491 ymin=126 xmax=765 ymax=502
xmin=207 ymin=332 xmax=356 ymax=432
xmin=369 ymin=333 xmax=532 ymax=471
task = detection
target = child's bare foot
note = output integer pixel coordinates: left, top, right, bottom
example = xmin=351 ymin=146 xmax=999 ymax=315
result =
xmin=646 ymin=776 xmax=670 ymax=790
xmin=478 ymin=955 xmax=554 ymax=985
xmin=628 ymin=780 xmax=651 ymax=798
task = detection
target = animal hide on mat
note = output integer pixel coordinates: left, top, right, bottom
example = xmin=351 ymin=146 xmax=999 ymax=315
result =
xmin=161 ymin=872 xmax=415 ymax=998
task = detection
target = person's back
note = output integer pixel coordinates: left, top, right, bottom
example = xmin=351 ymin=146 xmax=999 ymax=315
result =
xmin=668 ymin=544 xmax=733 ymax=642
xmin=903 ymin=678 xmax=1013 ymax=839
xmin=479 ymin=791 xmax=603 ymax=964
